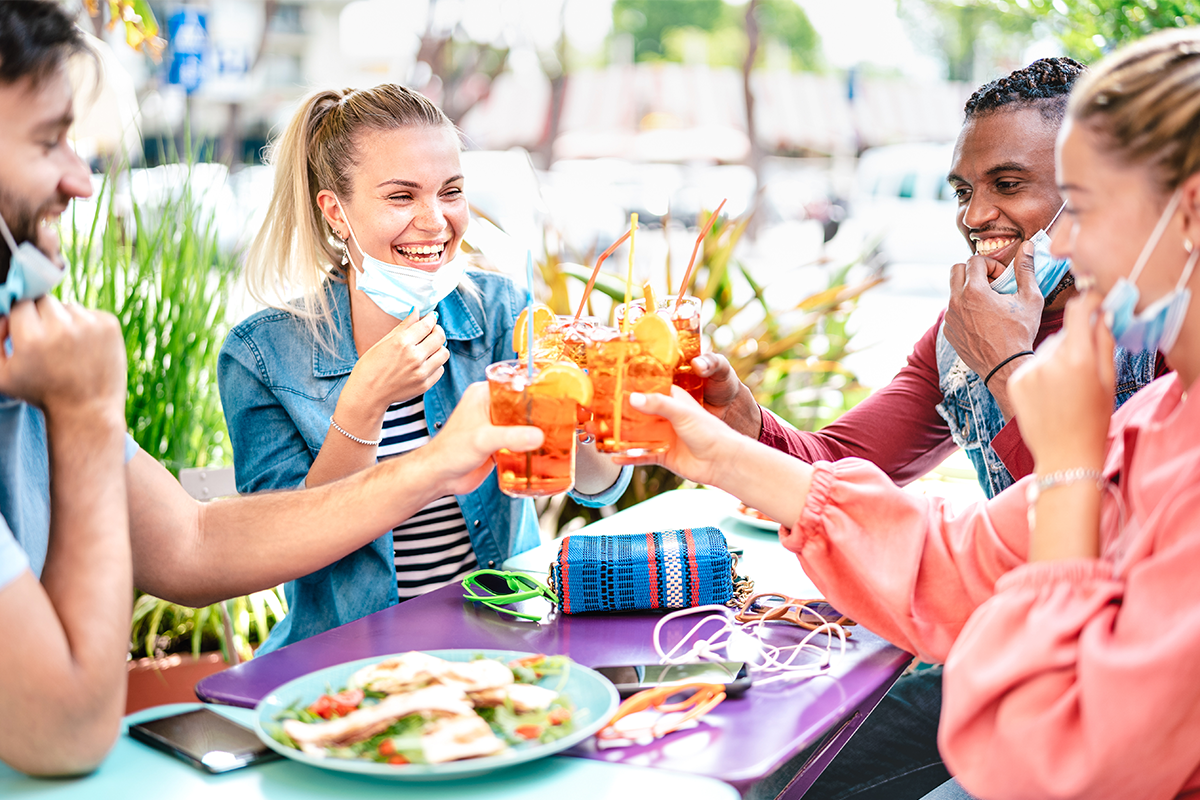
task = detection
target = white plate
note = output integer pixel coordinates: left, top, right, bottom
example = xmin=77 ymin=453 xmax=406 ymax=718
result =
xmin=255 ymin=649 xmax=619 ymax=781
xmin=728 ymin=507 xmax=783 ymax=531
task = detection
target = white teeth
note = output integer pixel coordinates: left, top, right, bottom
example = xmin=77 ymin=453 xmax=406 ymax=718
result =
xmin=975 ymin=237 xmax=1017 ymax=256
xmin=398 ymin=243 xmax=445 ymax=257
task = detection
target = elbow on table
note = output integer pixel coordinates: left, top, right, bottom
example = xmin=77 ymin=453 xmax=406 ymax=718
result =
xmin=3 ymin=705 xmax=123 ymax=777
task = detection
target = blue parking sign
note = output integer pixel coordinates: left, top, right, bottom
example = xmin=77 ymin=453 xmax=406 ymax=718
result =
xmin=168 ymin=9 xmax=207 ymax=93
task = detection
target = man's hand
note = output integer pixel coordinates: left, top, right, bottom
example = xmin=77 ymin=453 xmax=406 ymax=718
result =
xmin=428 ymin=382 xmax=544 ymax=496
xmin=0 ymin=296 xmax=126 ymax=425
xmin=694 ymin=353 xmax=763 ymax=438
xmin=945 ymin=241 xmax=1043 ymax=420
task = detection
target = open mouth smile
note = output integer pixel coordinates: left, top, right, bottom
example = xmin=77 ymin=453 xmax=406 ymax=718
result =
xmin=972 ymin=236 xmax=1020 ymax=259
xmin=395 ymin=242 xmax=447 ymax=264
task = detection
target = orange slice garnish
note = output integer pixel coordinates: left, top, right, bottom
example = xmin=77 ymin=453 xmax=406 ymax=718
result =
xmin=642 ymin=281 xmax=658 ymax=314
xmin=535 ymin=361 xmax=593 ymax=407
xmin=632 ymin=311 xmax=681 ymax=368
xmin=513 ymin=303 xmax=556 ymax=356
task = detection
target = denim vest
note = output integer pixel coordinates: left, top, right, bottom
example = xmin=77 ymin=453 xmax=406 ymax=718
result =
xmin=218 ymin=270 xmax=629 ymax=654
xmin=934 ymin=322 xmax=1158 ymax=498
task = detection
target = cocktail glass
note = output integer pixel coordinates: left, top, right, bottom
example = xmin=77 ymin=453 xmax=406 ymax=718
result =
xmin=485 ymin=360 xmax=585 ymax=497
xmin=584 ymin=325 xmax=675 ymax=456
xmin=616 ymin=295 xmax=704 ymax=402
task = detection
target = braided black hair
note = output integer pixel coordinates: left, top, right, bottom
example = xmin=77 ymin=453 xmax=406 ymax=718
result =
xmin=964 ymin=57 xmax=1087 ymax=123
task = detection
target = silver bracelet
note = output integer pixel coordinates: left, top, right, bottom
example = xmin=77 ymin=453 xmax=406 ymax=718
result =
xmin=329 ymin=416 xmax=382 ymax=447
xmin=1025 ymin=468 xmax=1105 ymax=505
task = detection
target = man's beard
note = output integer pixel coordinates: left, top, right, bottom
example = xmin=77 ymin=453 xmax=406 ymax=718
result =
xmin=0 ymin=186 xmax=66 ymax=282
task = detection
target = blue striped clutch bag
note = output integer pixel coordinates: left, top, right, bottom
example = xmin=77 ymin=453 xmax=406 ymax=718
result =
xmin=550 ymin=527 xmax=739 ymax=614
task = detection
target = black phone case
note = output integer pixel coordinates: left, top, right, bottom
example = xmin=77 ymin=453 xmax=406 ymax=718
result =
xmin=128 ymin=709 xmax=279 ymax=774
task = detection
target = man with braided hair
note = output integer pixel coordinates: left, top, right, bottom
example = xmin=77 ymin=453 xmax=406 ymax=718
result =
xmin=700 ymin=57 xmax=1162 ymax=502
xmin=698 ymin=58 xmax=1164 ymax=799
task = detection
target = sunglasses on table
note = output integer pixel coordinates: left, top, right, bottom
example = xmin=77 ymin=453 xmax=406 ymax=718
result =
xmin=735 ymin=593 xmax=856 ymax=633
xmin=461 ymin=569 xmax=558 ymax=622
xmin=596 ymin=681 xmax=727 ymax=743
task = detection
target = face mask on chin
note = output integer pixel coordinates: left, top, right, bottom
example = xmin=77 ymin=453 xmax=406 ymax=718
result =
xmin=334 ymin=197 xmax=466 ymax=320
xmin=1100 ymin=188 xmax=1199 ymax=355
xmin=0 ymin=209 xmax=64 ymax=315
xmin=989 ymin=202 xmax=1072 ymax=297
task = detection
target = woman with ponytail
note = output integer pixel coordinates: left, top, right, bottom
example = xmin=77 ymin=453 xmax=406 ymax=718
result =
xmin=218 ymin=84 xmax=628 ymax=653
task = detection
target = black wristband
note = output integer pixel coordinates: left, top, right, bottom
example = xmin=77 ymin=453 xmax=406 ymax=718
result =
xmin=983 ymin=350 xmax=1035 ymax=389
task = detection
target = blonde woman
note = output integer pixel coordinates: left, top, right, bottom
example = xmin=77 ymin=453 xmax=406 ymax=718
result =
xmin=617 ymin=29 xmax=1200 ymax=800
xmin=218 ymin=84 xmax=627 ymax=653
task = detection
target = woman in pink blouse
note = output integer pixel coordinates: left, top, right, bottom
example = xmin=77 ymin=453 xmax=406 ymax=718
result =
xmin=619 ymin=28 xmax=1200 ymax=800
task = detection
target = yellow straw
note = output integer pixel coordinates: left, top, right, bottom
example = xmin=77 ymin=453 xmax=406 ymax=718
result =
xmin=622 ymin=213 xmax=638 ymax=334
xmin=614 ymin=212 xmax=637 ymax=449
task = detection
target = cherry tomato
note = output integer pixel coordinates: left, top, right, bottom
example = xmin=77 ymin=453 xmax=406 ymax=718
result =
xmin=378 ymin=739 xmax=396 ymax=757
xmin=514 ymin=724 xmax=543 ymax=740
xmin=387 ymin=754 xmax=409 ymax=765
xmin=547 ymin=707 xmax=571 ymax=726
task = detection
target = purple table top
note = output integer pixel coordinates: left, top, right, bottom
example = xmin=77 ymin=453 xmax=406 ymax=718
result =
xmin=198 ymin=581 xmax=909 ymax=792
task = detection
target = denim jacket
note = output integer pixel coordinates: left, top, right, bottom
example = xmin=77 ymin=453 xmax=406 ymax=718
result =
xmin=218 ymin=270 xmax=629 ymax=653
xmin=934 ymin=322 xmax=1158 ymax=498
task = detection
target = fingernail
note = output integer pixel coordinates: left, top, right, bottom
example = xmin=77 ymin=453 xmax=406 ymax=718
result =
xmin=1022 ymin=241 xmax=1034 ymax=255
xmin=629 ymin=392 xmax=646 ymax=408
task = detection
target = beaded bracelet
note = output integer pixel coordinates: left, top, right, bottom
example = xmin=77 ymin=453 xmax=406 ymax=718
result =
xmin=329 ymin=416 xmax=382 ymax=447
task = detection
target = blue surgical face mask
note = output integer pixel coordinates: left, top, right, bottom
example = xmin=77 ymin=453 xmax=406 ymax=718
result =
xmin=1101 ymin=188 xmax=1198 ymax=355
xmin=335 ymin=197 xmax=465 ymax=320
xmin=0 ymin=210 xmax=64 ymax=315
xmin=989 ymin=203 xmax=1071 ymax=296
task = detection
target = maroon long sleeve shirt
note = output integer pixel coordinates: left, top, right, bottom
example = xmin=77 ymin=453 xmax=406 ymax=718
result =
xmin=757 ymin=308 xmax=1075 ymax=486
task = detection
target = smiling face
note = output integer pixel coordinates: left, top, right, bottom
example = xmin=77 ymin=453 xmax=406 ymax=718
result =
xmin=319 ymin=124 xmax=467 ymax=275
xmin=948 ymin=106 xmax=1064 ymax=278
xmin=1051 ymin=119 xmax=1187 ymax=306
xmin=0 ymin=68 xmax=92 ymax=275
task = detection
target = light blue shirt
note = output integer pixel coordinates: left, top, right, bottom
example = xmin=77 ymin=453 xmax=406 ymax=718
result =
xmin=0 ymin=394 xmax=138 ymax=591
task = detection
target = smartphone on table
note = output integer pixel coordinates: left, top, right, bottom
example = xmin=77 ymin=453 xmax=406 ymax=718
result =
xmin=593 ymin=661 xmax=752 ymax=697
xmin=128 ymin=707 xmax=280 ymax=773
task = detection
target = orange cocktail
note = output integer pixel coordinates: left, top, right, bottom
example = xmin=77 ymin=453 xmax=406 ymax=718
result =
xmin=616 ymin=295 xmax=703 ymax=402
xmin=486 ymin=360 xmax=590 ymax=497
xmin=585 ymin=316 xmax=678 ymax=456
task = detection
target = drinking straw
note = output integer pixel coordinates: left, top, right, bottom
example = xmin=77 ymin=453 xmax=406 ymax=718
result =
xmin=673 ymin=198 xmax=727 ymax=314
xmin=525 ymin=250 xmax=536 ymax=381
xmin=524 ymin=251 xmax=535 ymax=486
xmin=614 ymin=213 xmax=637 ymax=449
xmin=572 ymin=227 xmax=633 ymax=325
xmin=622 ymin=213 xmax=638 ymax=334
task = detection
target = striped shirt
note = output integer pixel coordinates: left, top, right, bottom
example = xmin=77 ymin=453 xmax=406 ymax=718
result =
xmin=377 ymin=396 xmax=476 ymax=600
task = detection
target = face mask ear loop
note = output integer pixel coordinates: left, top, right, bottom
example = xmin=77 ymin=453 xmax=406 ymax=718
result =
xmin=332 ymin=196 xmax=365 ymax=271
xmin=1173 ymin=241 xmax=1200 ymax=293
xmin=0 ymin=211 xmax=22 ymax=256
xmin=1127 ymin=189 xmax=1184 ymax=288
xmin=1045 ymin=200 xmax=1068 ymax=233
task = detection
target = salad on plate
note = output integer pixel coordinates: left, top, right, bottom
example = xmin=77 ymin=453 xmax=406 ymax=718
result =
xmin=267 ymin=651 xmax=575 ymax=766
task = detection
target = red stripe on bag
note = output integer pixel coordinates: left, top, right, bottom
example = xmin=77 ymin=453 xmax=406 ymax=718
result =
xmin=683 ymin=528 xmax=700 ymax=607
xmin=646 ymin=531 xmax=660 ymax=608
xmin=559 ymin=537 xmax=572 ymax=614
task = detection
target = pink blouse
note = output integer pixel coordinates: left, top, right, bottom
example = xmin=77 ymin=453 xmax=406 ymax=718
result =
xmin=786 ymin=373 xmax=1200 ymax=800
